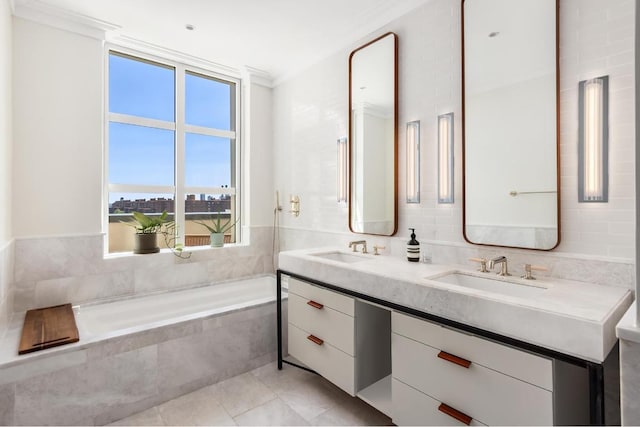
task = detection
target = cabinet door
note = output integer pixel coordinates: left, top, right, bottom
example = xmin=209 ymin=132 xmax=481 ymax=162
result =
xmin=288 ymin=323 xmax=355 ymax=395
xmin=392 ymin=332 xmax=553 ymax=426
xmin=288 ymin=292 xmax=355 ymax=355
xmin=393 ymin=378 xmax=487 ymax=426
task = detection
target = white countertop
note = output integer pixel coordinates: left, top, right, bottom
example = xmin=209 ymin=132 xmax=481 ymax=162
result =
xmin=279 ymin=247 xmax=633 ymax=363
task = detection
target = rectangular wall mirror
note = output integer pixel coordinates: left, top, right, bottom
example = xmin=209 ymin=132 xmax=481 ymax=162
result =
xmin=462 ymin=0 xmax=559 ymax=250
xmin=349 ymin=32 xmax=398 ymax=236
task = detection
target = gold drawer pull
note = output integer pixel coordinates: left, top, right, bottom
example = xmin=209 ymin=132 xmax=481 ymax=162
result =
xmin=307 ymin=300 xmax=324 ymax=310
xmin=438 ymin=350 xmax=471 ymax=369
xmin=307 ymin=334 xmax=324 ymax=346
xmin=438 ymin=403 xmax=472 ymax=426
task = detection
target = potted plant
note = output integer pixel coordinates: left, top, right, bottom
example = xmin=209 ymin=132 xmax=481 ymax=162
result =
xmin=129 ymin=210 xmax=169 ymax=254
xmin=195 ymin=212 xmax=239 ymax=247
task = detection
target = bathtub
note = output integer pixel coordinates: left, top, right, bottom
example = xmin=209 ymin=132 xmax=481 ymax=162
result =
xmin=75 ymin=275 xmax=278 ymax=338
xmin=0 ymin=275 xmax=285 ymax=426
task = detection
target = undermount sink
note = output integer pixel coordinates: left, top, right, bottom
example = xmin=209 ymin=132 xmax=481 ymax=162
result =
xmin=310 ymin=251 xmax=369 ymax=263
xmin=431 ymin=272 xmax=547 ymax=298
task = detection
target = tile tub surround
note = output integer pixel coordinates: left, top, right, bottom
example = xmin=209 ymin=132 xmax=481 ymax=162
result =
xmin=279 ymin=247 xmax=632 ymax=363
xmin=0 ymin=297 xmax=285 ymax=425
xmin=616 ymin=303 xmax=640 ymax=425
xmin=11 ymin=226 xmax=274 ymax=313
xmin=0 ymin=240 xmax=13 ymax=339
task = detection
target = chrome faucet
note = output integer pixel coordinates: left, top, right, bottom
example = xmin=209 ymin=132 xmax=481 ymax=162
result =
xmin=348 ymin=240 xmax=368 ymax=254
xmin=488 ymin=256 xmax=510 ymax=276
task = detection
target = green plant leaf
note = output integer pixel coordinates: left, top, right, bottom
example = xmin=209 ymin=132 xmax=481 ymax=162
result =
xmin=195 ymin=212 xmax=239 ymax=234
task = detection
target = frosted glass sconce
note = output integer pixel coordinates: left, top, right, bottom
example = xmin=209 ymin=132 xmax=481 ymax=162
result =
xmin=337 ymin=137 xmax=348 ymax=203
xmin=406 ymin=121 xmax=420 ymax=203
xmin=578 ymin=76 xmax=609 ymax=202
xmin=438 ymin=113 xmax=454 ymax=204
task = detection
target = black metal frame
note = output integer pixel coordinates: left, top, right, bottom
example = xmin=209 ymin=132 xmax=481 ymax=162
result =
xmin=277 ymin=269 xmax=606 ymax=425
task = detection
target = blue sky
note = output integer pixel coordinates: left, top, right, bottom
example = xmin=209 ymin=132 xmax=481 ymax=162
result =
xmin=108 ymin=53 xmax=232 ymax=203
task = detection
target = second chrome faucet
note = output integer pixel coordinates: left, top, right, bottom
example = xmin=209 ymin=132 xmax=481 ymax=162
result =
xmin=488 ymin=256 xmax=510 ymax=276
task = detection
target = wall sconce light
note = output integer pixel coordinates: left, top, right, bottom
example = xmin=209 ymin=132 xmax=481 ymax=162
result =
xmin=578 ymin=76 xmax=609 ymax=202
xmin=406 ymin=121 xmax=420 ymax=203
xmin=438 ymin=113 xmax=454 ymax=204
xmin=337 ymin=137 xmax=348 ymax=203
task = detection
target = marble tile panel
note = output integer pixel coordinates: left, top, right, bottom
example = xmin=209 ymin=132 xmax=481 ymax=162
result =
xmin=68 ymin=270 xmax=135 ymax=303
xmin=230 ymin=256 xmax=263 ymax=280
xmin=87 ymin=346 xmax=159 ymax=408
xmin=173 ymin=262 xmax=210 ymax=289
xmin=156 ymin=386 xmax=236 ymax=426
xmin=209 ymin=372 xmax=277 ymax=417
xmin=13 ymin=362 xmax=94 ymax=425
xmin=0 ymin=348 xmax=87 ymax=386
xmin=245 ymin=314 xmax=277 ymax=358
xmin=233 ymin=397 xmax=308 ymax=426
xmin=14 ymin=235 xmax=103 ymax=283
xmin=86 ymin=319 xmax=202 ymax=361
xmin=134 ymin=265 xmax=180 ymax=294
xmin=158 ymin=330 xmax=242 ymax=392
xmin=107 ymin=407 xmax=164 ymax=426
xmin=33 ymin=277 xmax=72 ymax=307
xmin=11 ymin=283 xmax=36 ymax=313
xmin=0 ymin=383 xmax=14 ymax=426
xmin=204 ymin=302 xmax=276 ymax=331
xmin=621 ymin=339 xmax=640 ymax=425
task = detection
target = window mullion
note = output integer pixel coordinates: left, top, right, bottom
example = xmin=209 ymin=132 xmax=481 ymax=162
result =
xmin=175 ymin=65 xmax=186 ymax=246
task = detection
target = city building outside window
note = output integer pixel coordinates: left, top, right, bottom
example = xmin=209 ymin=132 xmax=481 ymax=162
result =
xmin=106 ymin=50 xmax=240 ymax=253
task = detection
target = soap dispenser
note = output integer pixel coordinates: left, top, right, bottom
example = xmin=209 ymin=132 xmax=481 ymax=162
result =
xmin=407 ymin=228 xmax=420 ymax=262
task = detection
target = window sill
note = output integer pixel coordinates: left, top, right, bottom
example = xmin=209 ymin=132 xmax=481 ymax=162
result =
xmin=104 ymin=242 xmax=249 ymax=259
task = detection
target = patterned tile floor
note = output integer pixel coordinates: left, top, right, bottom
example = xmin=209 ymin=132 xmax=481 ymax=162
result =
xmin=108 ymin=362 xmax=391 ymax=426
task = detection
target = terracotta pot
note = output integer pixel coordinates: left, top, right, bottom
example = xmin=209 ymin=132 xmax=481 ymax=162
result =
xmin=134 ymin=233 xmax=160 ymax=254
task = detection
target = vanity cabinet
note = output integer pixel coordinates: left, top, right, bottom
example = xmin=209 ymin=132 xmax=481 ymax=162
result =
xmin=279 ymin=272 xmax=595 ymax=426
xmin=392 ymin=311 xmax=553 ymax=426
xmin=287 ymin=277 xmax=356 ymax=395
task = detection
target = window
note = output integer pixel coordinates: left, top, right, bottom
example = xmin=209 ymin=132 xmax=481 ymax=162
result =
xmin=106 ymin=50 xmax=240 ymax=253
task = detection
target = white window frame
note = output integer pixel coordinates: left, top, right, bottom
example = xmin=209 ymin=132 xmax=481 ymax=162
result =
xmin=103 ymin=45 xmax=242 ymax=253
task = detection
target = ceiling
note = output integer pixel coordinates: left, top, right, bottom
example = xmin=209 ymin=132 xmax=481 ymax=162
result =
xmin=14 ymin=0 xmax=431 ymax=84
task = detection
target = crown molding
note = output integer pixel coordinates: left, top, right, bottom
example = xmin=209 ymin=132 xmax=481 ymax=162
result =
xmin=107 ymin=35 xmax=246 ymax=80
xmin=13 ymin=0 xmax=120 ymax=40
xmin=242 ymin=66 xmax=273 ymax=88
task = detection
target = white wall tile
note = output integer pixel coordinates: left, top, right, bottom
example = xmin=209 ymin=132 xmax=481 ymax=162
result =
xmin=273 ymin=0 xmax=635 ymax=276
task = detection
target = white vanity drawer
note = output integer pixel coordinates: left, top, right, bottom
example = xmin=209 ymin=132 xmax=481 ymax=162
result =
xmin=392 ymin=333 xmax=553 ymax=426
xmin=288 ymin=323 xmax=355 ymax=395
xmin=288 ymin=292 xmax=355 ymax=355
xmin=289 ymin=278 xmax=355 ymax=316
xmin=391 ymin=311 xmax=552 ymax=390
xmin=393 ymin=378 xmax=487 ymax=426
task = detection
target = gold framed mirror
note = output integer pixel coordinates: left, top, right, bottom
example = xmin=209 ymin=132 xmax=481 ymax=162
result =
xmin=462 ymin=0 xmax=560 ymax=250
xmin=349 ymin=32 xmax=398 ymax=236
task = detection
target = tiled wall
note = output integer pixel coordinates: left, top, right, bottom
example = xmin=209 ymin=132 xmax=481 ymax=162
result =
xmin=0 ymin=241 xmax=13 ymax=336
xmin=11 ymin=227 xmax=274 ymax=313
xmin=273 ymin=0 xmax=635 ymax=286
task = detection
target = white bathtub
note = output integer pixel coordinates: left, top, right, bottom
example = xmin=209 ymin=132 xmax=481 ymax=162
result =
xmin=75 ymin=275 xmax=278 ymax=338
xmin=0 ymin=274 xmax=283 ymax=425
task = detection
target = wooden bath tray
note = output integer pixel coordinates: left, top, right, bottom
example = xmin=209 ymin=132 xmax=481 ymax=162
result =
xmin=19 ymin=303 xmax=79 ymax=355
